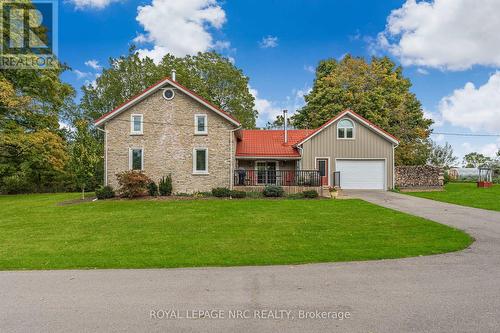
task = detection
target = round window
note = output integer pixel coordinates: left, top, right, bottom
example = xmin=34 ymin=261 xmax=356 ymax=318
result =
xmin=163 ymin=88 xmax=175 ymax=100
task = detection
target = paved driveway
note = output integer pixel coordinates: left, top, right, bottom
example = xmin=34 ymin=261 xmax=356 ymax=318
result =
xmin=1 ymin=192 xmax=500 ymax=333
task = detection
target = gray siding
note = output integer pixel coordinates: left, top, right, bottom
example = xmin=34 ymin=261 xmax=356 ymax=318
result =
xmin=300 ymin=115 xmax=395 ymax=189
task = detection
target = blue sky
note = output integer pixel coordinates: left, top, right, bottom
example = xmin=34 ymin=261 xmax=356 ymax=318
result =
xmin=57 ymin=0 xmax=500 ymax=163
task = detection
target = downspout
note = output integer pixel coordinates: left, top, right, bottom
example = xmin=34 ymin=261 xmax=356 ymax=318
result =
xmin=96 ymin=126 xmax=108 ymax=186
xmin=392 ymin=143 xmax=399 ymax=190
xmin=229 ymin=125 xmax=242 ymax=189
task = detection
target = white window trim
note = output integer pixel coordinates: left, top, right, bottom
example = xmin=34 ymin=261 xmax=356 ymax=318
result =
xmin=129 ymin=147 xmax=144 ymax=171
xmin=193 ymin=147 xmax=209 ymax=174
xmin=194 ymin=114 xmax=208 ymax=135
xmin=337 ymin=118 xmax=355 ymax=140
xmin=130 ymin=114 xmax=143 ymax=135
xmin=162 ymin=88 xmax=175 ymax=100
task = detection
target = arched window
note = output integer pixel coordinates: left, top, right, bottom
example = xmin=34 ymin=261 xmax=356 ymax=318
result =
xmin=337 ymin=119 xmax=354 ymax=139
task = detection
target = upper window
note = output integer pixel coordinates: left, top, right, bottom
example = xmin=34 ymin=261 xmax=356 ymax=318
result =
xmin=131 ymin=114 xmax=143 ymax=135
xmin=193 ymin=148 xmax=208 ymax=174
xmin=163 ymin=88 xmax=175 ymax=100
xmin=194 ymin=114 xmax=208 ymax=135
xmin=337 ymin=118 xmax=354 ymax=139
xmin=130 ymin=148 xmax=143 ymax=170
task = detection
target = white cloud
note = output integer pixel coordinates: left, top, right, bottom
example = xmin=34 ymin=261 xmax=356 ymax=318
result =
xmin=458 ymin=140 xmax=500 ymax=159
xmin=423 ymin=108 xmax=443 ymax=127
xmin=378 ymin=0 xmax=500 ymax=70
xmin=259 ymin=36 xmax=278 ymax=49
xmin=304 ymin=65 xmax=315 ymax=74
xmin=249 ymin=87 xmax=282 ymax=126
xmin=135 ymin=0 xmax=226 ymax=61
xmin=68 ymin=0 xmax=120 ymax=10
xmin=439 ymin=72 xmax=500 ymax=132
xmin=84 ymin=59 xmax=102 ymax=71
xmin=74 ymin=69 xmax=92 ymax=80
xmin=416 ymin=68 xmax=429 ymax=75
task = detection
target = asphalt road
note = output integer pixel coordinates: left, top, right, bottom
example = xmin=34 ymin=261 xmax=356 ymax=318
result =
xmin=1 ymin=191 xmax=500 ymax=332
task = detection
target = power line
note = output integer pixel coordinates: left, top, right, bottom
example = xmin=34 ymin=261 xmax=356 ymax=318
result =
xmin=432 ymin=132 xmax=500 ymax=137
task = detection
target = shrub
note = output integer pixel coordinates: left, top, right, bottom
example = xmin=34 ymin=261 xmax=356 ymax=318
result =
xmin=159 ymin=175 xmax=173 ymax=196
xmin=147 ymin=181 xmax=158 ymax=196
xmin=230 ymin=190 xmax=246 ymax=198
xmin=116 ymin=171 xmax=152 ymax=198
xmin=287 ymin=192 xmax=304 ymax=199
xmin=302 ymin=190 xmax=319 ymax=198
xmin=443 ymin=171 xmax=451 ymax=185
xmin=263 ymin=185 xmax=284 ymax=197
xmin=0 ymin=173 xmax=33 ymax=194
xmin=212 ymin=187 xmax=231 ymax=197
xmin=95 ymin=185 xmax=115 ymax=200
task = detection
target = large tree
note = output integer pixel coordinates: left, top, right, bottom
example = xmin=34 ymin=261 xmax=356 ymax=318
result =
xmin=463 ymin=152 xmax=491 ymax=168
xmin=292 ymin=55 xmax=433 ymax=165
xmin=81 ymin=49 xmax=257 ymax=128
xmin=0 ymin=0 xmax=75 ymax=193
xmin=428 ymin=141 xmax=457 ymax=168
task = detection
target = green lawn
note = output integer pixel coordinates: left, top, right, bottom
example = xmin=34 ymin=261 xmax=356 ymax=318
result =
xmin=0 ymin=193 xmax=472 ymax=270
xmin=407 ymin=183 xmax=500 ymax=212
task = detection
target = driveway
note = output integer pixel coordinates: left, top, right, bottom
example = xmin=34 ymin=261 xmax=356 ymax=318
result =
xmin=1 ymin=192 xmax=500 ymax=333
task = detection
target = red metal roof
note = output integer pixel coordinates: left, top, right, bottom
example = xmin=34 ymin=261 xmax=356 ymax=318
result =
xmin=236 ymin=129 xmax=314 ymax=157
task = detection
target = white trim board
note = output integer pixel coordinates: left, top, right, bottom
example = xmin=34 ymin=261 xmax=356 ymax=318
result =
xmin=95 ymin=78 xmax=240 ymax=127
xmin=296 ymin=110 xmax=399 ymax=147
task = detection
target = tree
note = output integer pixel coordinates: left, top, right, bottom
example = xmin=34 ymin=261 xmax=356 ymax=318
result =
xmin=428 ymin=141 xmax=457 ymax=168
xmin=463 ymin=152 xmax=491 ymax=168
xmin=81 ymin=49 xmax=257 ymax=128
xmin=292 ymin=55 xmax=433 ymax=166
xmin=0 ymin=0 xmax=75 ymax=193
xmin=69 ymin=120 xmax=101 ymax=199
xmin=0 ymin=128 xmax=69 ymax=192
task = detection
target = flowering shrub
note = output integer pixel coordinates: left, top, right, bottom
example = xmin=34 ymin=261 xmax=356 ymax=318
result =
xmin=116 ymin=171 xmax=152 ymax=198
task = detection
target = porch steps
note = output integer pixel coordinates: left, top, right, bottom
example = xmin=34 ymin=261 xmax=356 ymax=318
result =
xmin=321 ymin=186 xmax=331 ymax=198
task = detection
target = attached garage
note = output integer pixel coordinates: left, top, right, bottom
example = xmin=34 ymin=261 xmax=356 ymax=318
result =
xmin=297 ymin=110 xmax=399 ymax=190
xmin=335 ymin=159 xmax=386 ymax=190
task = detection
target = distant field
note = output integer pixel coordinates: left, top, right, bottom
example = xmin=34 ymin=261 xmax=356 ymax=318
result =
xmin=407 ymin=182 xmax=500 ymax=212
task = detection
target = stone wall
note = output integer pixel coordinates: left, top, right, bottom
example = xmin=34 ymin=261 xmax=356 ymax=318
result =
xmin=395 ymin=165 xmax=444 ymax=191
xmin=104 ymin=86 xmax=237 ymax=194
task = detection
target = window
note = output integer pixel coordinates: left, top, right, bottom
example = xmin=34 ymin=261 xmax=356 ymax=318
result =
xmin=193 ymin=148 xmax=208 ymax=174
xmin=131 ymin=114 xmax=143 ymax=135
xmin=194 ymin=114 xmax=208 ymax=134
xmin=130 ymin=148 xmax=143 ymax=170
xmin=337 ymin=118 xmax=354 ymax=139
xmin=163 ymin=88 xmax=175 ymax=100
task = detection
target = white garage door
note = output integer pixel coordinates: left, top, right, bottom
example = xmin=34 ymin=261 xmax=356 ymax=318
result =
xmin=336 ymin=160 xmax=386 ymax=190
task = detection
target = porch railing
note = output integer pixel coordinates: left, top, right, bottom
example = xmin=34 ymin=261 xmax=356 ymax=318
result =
xmin=234 ymin=169 xmax=321 ymax=187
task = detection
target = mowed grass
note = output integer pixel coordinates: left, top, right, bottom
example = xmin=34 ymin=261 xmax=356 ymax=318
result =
xmin=407 ymin=183 xmax=500 ymax=212
xmin=0 ymin=193 xmax=472 ymax=270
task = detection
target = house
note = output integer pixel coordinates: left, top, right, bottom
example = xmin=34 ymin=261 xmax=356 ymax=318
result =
xmin=95 ymin=74 xmax=399 ymax=193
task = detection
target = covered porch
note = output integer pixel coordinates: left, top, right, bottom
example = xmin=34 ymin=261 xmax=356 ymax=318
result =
xmin=234 ymin=159 xmax=322 ymax=187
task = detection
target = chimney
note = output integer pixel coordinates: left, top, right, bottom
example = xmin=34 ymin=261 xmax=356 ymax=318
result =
xmin=172 ymin=69 xmax=177 ymax=81
xmin=283 ymin=109 xmax=288 ymax=143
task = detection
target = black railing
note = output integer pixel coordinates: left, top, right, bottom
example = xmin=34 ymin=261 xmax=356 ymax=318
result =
xmin=234 ymin=169 xmax=321 ymax=187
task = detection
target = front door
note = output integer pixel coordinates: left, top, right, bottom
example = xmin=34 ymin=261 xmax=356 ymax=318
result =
xmin=257 ymin=161 xmax=277 ymax=185
xmin=317 ymin=159 xmax=329 ymax=186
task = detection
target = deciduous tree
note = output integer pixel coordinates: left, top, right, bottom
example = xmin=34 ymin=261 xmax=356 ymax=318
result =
xmin=81 ymin=49 xmax=257 ymax=128
xmin=292 ymin=55 xmax=433 ymax=165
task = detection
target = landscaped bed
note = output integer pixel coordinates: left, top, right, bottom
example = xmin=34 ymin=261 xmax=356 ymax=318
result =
xmin=406 ymin=182 xmax=500 ymax=212
xmin=0 ymin=193 xmax=472 ymax=270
